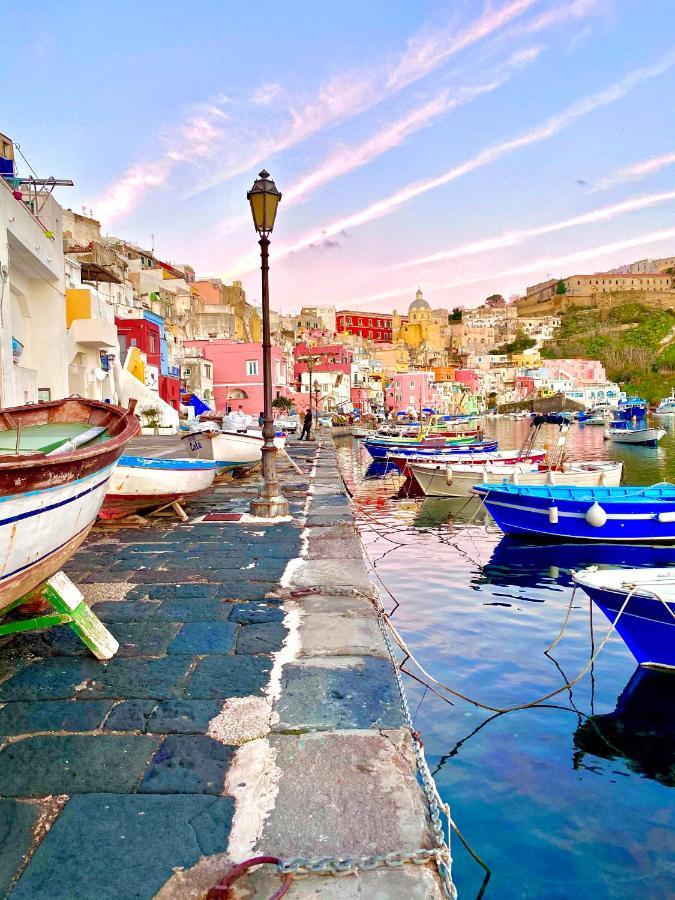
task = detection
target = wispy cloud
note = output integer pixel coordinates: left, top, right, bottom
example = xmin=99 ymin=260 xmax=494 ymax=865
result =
xmin=341 ymin=225 xmax=675 ymax=308
xmin=192 ymin=0 xmax=541 ymax=197
xmin=90 ymin=105 xmax=227 ymax=222
xmin=592 ymin=151 xmax=675 ymax=192
xmin=394 ymin=189 xmax=675 ymax=268
xmin=243 ymin=51 xmax=675 ymax=272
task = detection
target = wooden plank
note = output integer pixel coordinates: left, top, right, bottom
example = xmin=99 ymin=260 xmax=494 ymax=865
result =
xmin=43 ymin=573 xmax=119 ymax=661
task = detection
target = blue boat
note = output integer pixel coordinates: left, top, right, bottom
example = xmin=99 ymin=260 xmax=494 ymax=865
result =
xmin=473 ymin=483 xmax=675 ymax=542
xmin=364 ymin=439 xmax=498 ymax=460
xmin=573 ymin=567 xmax=675 ymax=669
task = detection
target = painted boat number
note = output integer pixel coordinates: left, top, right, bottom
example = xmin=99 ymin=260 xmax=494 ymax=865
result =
xmin=189 ymin=438 xmax=203 ymax=451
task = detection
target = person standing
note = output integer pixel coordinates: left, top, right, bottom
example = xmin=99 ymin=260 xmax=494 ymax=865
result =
xmin=258 ymin=411 xmax=265 ymax=428
xmin=300 ymin=408 xmax=313 ymax=441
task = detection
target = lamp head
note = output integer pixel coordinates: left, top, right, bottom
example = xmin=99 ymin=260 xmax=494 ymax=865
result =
xmin=247 ymin=169 xmax=282 ymax=236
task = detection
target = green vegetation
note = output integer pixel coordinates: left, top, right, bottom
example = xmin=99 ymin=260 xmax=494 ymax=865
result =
xmin=541 ymin=302 xmax=675 ymax=403
xmin=449 ymin=307 xmax=463 ymax=322
xmin=555 ymin=280 xmax=566 ymax=294
xmin=492 ymin=329 xmax=537 ymax=355
xmin=272 ymin=395 xmax=294 ymax=412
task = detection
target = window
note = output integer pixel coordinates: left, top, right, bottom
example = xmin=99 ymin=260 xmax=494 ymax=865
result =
xmin=410 ymin=381 xmax=416 ymax=389
xmin=184 ymin=367 xmax=192 ymax=376
xmin=346 ymin=317 xmax=351 ymax=324
xmin=205 ymin=365 xmax=211 ymax=378
xmin=246 ymin=360 xmax=259 ymax=376
xmin=149 ymin=333 xmax=157 ymax=354
xmin=37 ymin=388 xmax=51 ymax=403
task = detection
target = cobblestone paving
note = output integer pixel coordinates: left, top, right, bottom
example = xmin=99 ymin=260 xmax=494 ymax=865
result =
xmin=0 ymin=439 xmax=310 ymax=899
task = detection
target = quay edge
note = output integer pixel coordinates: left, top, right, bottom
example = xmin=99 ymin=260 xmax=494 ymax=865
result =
xmin=160 ymin=437 xmax=446 ymax=899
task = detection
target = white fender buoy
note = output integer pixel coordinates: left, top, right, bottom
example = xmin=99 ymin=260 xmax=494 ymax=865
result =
xmin=548 ymin=506 xmax=559 ymax=524
xmin=586 ymin=502 xmax=607 ymax=527
xmin=445 ymin=466 xmax=453 ymax=485
xmin=657 ymin=511 xmax=675 ymax=523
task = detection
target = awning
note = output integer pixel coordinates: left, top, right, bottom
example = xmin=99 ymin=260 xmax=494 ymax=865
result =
xmin=181 ymin=393 xmax=211 ymax=415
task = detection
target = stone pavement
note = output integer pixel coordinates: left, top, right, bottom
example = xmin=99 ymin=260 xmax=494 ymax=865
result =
xmin=0 ymin=436 xmax=444 ymax=899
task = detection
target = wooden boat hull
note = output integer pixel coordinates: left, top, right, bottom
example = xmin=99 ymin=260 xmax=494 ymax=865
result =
xmin=364 ymin=439 xmax=498 ymax=460
xmin=181 ymin=430 xmax=289 ymax=470
xmin=99 ymin=456 xmax=218 ymax=520
xmin=0 ymin=398 xmax=139 ymax=612
xmin=475 ymin=484 xmax=675 ymax=542
xmin=389 ymin=449 xmax=547 ymax=474
xmin=574 ymin=568 xmax=675 ymax=668
xmin=0 ymin=464 xmax=115 ymax=611
xmin=409 ymin=460 xmax=623 ymax=498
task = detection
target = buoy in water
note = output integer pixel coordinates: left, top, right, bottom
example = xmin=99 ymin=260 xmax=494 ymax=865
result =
xmin=586 ymin=502 xmax=607 ymax=527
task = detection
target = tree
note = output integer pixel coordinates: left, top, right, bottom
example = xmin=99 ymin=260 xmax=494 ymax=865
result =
xmin=555 ymin=280 xmax=567 ymax=295
xmin=272 ymin=395 xmax=293 ymax=413
xmin=449 ymin=307 xmax=463 ymax=322
xmin=485 ymin=294 xmax=506 ymax=308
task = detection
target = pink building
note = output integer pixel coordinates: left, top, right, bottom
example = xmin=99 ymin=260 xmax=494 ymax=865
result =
xmin=454 ymin=369 xmax=480 ymax=393
xmin=293 ymin=342 xmax=353 ymax=382
xmin=515 ymin=374 xmax=535 ymax=400
xmin=385 ymin=371 xmax=443 ymax=413
xmin=184 ymin=339 xmax=292 ymax=416
xmin=545 ymin=359 xmax=607 ymax=383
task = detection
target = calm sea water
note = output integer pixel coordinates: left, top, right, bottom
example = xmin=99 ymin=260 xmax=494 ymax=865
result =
xmin=335 ymin=418 xmax=675 ymax=900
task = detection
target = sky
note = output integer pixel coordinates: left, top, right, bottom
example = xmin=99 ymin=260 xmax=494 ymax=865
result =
xmin=3 ymin=0 xmax=675 ymax=313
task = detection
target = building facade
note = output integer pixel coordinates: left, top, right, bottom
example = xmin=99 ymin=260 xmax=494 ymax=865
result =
xmin=336 ymin=310 xmax=397 ymax=342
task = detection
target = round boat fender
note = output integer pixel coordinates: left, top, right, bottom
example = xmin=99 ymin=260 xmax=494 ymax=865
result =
xmin=657 ymin=511 xmax=675 ymax=523
xmin=586 ymin=502 xmax=607 ymax=527
xmin=445 ymin=466 xmax=453 ymax=484
xmin=548 ymin=506 xmax=558 ymax=524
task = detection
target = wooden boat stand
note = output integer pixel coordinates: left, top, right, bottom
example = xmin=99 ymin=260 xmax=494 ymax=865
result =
xmin=0 ymin=571 xmax=118 ymax=660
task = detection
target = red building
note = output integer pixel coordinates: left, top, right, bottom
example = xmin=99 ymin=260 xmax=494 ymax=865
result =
xmin=293 ymin=342 xmax=353 ymax=382
xmin=115 ymin=312 xmax=181 ymax=411
xmin=336 ymin=311 xmax=404 ymax=343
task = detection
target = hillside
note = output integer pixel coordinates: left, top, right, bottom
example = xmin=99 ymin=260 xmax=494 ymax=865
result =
xmin=540 ymin=302 xmax=675 ymax=404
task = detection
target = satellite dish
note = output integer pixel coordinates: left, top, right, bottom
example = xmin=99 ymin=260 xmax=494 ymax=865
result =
xmin=94 ymin=368 xmax=108 ymax=381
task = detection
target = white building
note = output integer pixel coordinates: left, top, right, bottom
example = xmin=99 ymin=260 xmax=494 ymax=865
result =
xmin=0 ymin=177 xmax=68 ymax=406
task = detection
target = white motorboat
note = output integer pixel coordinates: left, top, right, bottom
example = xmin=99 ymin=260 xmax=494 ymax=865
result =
xmin=408 ymin=459 xmax=623 ymax=498
xmin=604 ymin=425 xmax=665 ymax=447
xmin=655 ymin=390 xmax=675 ymax=415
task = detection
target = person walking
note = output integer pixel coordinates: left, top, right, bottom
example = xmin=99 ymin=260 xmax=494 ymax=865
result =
xmin=300 ymin=408 xmax=313 ymax=441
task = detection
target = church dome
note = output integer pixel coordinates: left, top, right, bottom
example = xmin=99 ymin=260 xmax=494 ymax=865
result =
xmin=409 ymin=288 xmax=430 ymax=312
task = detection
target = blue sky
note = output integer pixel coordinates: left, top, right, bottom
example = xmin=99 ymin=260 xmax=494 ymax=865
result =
xmin=3 ymin=1 xmax=675 ymax=312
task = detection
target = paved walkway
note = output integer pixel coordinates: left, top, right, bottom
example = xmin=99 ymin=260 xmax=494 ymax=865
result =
xmin=0 ymin=437 xmax=444 ymax=899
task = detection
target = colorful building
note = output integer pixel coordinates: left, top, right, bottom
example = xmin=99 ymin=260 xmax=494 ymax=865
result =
xmin=336 ymin=310 xmax=399 ymax=342
xmin=184 ymin=339 xmax=291 ymax=415
xmin=384 ymin=371 xmax=443 ymax=413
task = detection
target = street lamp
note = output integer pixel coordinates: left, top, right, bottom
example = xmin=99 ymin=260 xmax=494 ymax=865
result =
xmin=247 ymin=170 xmax=289 ymax=518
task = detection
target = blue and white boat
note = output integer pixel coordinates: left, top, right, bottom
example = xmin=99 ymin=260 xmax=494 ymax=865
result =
xmin=655 ymin=389 xmax=675 ymax=415
xmin=473 ymin=483 xmax=675 ymax=542
xmin=573 ymin=567 xmax=675 ymax=669
xmin=604 ymin=397 xmax=664 ymax=446
xmin=364 ymin=438 xmax=498 ymax=460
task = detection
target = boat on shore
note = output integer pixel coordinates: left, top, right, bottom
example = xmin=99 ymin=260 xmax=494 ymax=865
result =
xmin=182 ymin=428 xmax=266 ymax=471
xmin=474 ymin=482 xmax=675 ymax=542
xmin=573 ymin=567 xmax=675 ymax=669
xmin=99 ymin=455 xmax=218 ymax=520
xmin=0 ymin=397 xmax=139 ymax=612
xmin=408 ymin=459 xmax=623 ymax=498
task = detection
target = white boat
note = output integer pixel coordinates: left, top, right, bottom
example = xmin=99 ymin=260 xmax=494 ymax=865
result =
xmin=182 ymin=428 xmax=285 ymax=471
xmin=655 ymin=390 xmax=675 ymax=415
xmin=604 ymin=425 xmax=665 ymax=446
xmin=408 ymin=459 xmax=623 ymax=498
xmin=0 ymin=398 xmax=139 ymax=612
xmin=99 ymin=456 xmax=218 ymax=520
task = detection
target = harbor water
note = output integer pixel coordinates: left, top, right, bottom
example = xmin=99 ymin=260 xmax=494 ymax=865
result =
xmin=336 ymin=417 xmax=675 ymax=900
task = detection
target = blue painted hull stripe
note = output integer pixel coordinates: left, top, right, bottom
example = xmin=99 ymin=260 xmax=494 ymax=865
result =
xmin=1 ymin=521 xmax=94 ymax=583
xmin=0 ymin=471 xmax=113 ymax=529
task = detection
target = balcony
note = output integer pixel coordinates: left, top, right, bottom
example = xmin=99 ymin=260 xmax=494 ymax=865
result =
xmin=68 ymin=317 xmax=118 ymax=348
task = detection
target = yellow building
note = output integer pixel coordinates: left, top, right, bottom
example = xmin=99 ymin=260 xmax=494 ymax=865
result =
xmin=371 ymin=344 xmax=410 ymax=373
xmin=393 ymin=290 xmax=445 ymax=354
xmin=511 ymin=350 xmax=542 ymax=367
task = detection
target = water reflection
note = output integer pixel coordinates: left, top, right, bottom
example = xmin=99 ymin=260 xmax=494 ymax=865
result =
xmin=574 ymin=668 xmax=675 ymax=787
xmin=485 ymin=537 xmax=675 ymax=588
xmin=412 ymin=495 xmax=492 ymax=528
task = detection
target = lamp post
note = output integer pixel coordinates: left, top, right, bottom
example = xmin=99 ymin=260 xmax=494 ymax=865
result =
xmin=247 ymin=170 xmax=289 ymax=518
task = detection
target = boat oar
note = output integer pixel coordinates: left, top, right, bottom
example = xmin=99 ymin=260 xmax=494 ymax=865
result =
xmin=45 ymin=426 xmax=107 ymax=456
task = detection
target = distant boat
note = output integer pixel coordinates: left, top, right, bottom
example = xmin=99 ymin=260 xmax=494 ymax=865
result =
xmin=578 ymin=402 xmax=612 ymax=425
xmin=99 ymin=455 xmax=218 ymax=520
xmin=388 ymin=448 xmax=547 ymax=473
xmin=473 ymin=483 xmax=675 ymax=542
xmin=407 ymin=459 xmax=623 ymax=498
xmin=573 ymin=567 xmax=675 ymax=669
xmin=655 ymin=389 xmax=675 ymax=415
xmin=604 ymin=422 xmax=665 ymax=446
xmin=0 ymin=398 xmax=139 ymax=612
